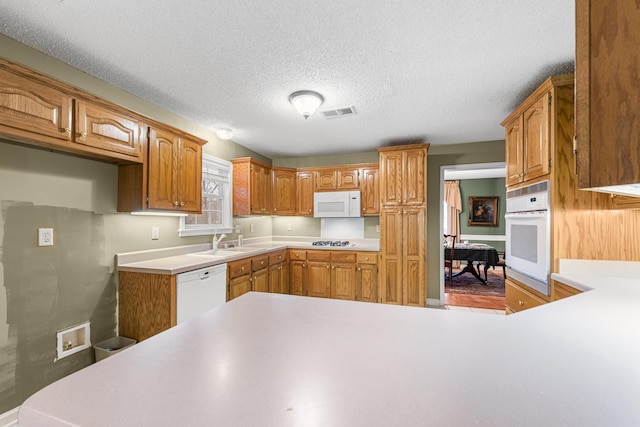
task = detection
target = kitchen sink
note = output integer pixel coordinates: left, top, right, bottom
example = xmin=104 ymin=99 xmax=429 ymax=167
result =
xmin=185 ymin=251 xmax=229 ymax=259
xmin=216 ymin=247 xmax=256 ymax=253
xmin=187 ymin=247 xmax=255 ymax=257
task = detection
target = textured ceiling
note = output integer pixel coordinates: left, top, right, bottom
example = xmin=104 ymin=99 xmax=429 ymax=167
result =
xmin=0 ymin=1 xmax=575 ymax=159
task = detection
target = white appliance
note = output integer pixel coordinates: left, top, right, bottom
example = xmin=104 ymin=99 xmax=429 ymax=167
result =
xmin=176 ymin=263 xmax=227 ymax=324
xmin=314 ymin=191 xmax=361 ymax=218
xmin=505 ymin=181 xmax=551 ymax=296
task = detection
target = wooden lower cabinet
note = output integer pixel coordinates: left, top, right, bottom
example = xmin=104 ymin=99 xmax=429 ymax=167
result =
xmin=228 ymin=258 xmax=252 ymax=301
xmin=356 ymin=252 xmax=378 ymax=303
xmin=505 ymin=278 xmax=547 ymax=313
xmin=552 ymin=280 xmax=583 ymax=301
xmin=268 ymin=250 xmax=289 ymax=294
xmin=118 ymin=271 xmax=176 ymax=342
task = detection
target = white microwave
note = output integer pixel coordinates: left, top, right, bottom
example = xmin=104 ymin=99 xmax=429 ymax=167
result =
xmin=314 ymin=191 xmax=361 ymax=218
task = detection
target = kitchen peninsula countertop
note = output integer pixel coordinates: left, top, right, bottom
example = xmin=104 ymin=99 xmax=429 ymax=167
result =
xmin=18 ymin=259 xmax=640 ymax=426
xmin=117 ymin=237 xmax=380 ymax=275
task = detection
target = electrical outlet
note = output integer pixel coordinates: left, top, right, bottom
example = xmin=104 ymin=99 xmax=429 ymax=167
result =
xmin=151 ymin=227 xmax=160 ymax=240
xmin=376 ymin=224 xmax=380 ymax=233
xmin=287 ymin=223 xmax=292 ymax=231
xmin=250 ymin=224 xmax=254 ymax=233
xmin=38 ymin=228 xmax=54 ymax=246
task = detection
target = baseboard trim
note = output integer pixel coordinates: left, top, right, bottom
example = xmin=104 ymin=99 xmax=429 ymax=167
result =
xmin=427 ymin=298 xmax=442 ymax=307
xmin=0 ymin=407 xmax=19 ymax=427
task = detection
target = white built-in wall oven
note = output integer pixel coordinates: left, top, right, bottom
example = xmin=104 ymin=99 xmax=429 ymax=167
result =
xmin=505 ymin=180 xmax=550 ymax=296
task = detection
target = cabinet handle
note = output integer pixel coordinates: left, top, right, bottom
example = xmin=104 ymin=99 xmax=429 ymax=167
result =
xmin=357 ymin=267 xmax=362 ymax=271
xmin=241 ymin=267 xmax=245 ymax=272
xmin=518 ymin=300 xmax=525 ymax=306
xmin=64 ymin=127 xmax=71 ymax=134
xmin=173 ymin=201 xmax=179 ymax=206
xmin=179 ymin=201 xmax=185 ymax=207
xmin=274 ymin=208 xmax=277 ymax=212
xmin=326 ymin=265 xmax=330 ymax=269
xmin=308 ymin=209 xmax=312 ymax=213
xmin=261 ymin=261 xmax=264 ymax=266
xmin=80 ymin=131 xmax=87 ymax=137
xmin=365 ymin=257 xmax=369 ymax=261
xmin=249 ymin=277 xmax=253 ymax=282
xmin=296 ymin=254 xmax=299 ymax=258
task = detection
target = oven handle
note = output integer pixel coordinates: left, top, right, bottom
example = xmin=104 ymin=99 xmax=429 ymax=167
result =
xmin=505 ymin=211 xmax=548 ymax=219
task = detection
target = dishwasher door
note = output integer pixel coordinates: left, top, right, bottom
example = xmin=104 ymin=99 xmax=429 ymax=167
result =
xmin=176 ymin=263 xmax=227 ymax=324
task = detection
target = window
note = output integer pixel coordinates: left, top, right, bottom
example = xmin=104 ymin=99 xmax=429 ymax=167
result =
xmin=179 ymin=154 xmax=232 ymax=237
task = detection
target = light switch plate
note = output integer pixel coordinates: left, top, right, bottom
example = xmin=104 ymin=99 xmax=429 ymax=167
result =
xmin=38 ymin=228 xmax=54 ymax=246
xmin=151 ymin=227 xmax=160 ymax=240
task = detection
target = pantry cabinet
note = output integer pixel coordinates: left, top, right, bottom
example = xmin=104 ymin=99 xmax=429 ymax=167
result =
xmin=271 ymin=167 xmax=297 ymax=215
xmin=575 ymin=0 xmax=640 ymax=192
xmin=378 ymin=143 xmax=428 ymax=307
xmin=0 ymin=59 xmax=144 ymax=164
xmin=231 ymin=157 xmax=272 ymax=215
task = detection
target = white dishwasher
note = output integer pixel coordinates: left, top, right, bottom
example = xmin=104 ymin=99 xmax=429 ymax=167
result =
xmin=176 ymin=263 xmax=227 ymax=324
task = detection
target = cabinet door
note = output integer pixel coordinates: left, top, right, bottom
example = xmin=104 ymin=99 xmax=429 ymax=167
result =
xmin=272 ymin=168 xmax=296 ymax=215
xmin=356 ymin=263 xmax=378 ymax=303
xmin=0 ymin=64 xmax=73 ymax=145
xmin=147 ymin=127 xmax=178 ymax=210
xmin=315 ymin=170 xmax=337 ymax=191
xmin=522 ymin=95 xmax=550 ymax=182
xmin=307 ymin=261 xmax=331 ymax=298
xmin=403 ymin=149 xmax=426 ymax=205
xmin=250 ymin=164 xmax=263 ymax=214
xmin=379 ymin=208 xmax=403 ymax=304
xmin=576 ymin=0 xmax=640 ymax=189
xmin=361 ymin=167 xmax=380 ymax=216
xmin=75 ymin=100 xmax=143 ymax=161
xmin=176 ymin=137 xmax=202 ymax=212
xmin=290 ymin=260 xmax=307 ymax=296
xmin=252 ymin=267 xmax=269 ymax=293
xmin=379 ymin=150 xmax=403 ymax=206
xmin=296 ymin=171 xmax=314 ymax=215
xmin=505 ymin=116 xmax=524 ymax=186
xmin=402 ymin=207 xmax=426 ymax=307
xmin=229 ymin=274 xmax=252 ymax=301
xmin=336 ymin=168 xmax=360 ymax=190
xmin=331 ymin=262 xmax=356 ymax=300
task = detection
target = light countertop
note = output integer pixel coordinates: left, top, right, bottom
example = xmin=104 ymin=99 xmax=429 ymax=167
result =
xmin=18 ymin=259 xmax=640 ymax=426
xmin=117 ymin=237 xmax=380 ymax=275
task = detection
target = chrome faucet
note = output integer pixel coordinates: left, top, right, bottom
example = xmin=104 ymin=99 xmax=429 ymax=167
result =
xmin=212 ymin=233 xmax=226 ymax=251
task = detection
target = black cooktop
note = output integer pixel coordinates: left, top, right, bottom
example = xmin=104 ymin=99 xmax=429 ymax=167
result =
xmin=312 ymin=240 xmax=350 ymax=247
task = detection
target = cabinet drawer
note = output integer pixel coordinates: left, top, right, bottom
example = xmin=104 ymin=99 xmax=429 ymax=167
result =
xmin=506 ymin=280 xmax=546 ymax=313
xmin=289 ymin=249 xmax=306 ymax=260
xmin=552 ymin=280 xmax=583 ymax=301
xmin=251 ymin=255 xmax=269 ymax=271
xmin=356 ymin=252 xmax=377 ymax=264
xmin=307 ymin=250 xmax=332 ymax=262
xmin=269 ymin=250 xmax=287 ymax=265
xmin=228 ymin=259 xmax=251 ymax=279
xmin=331 ymin=251 xmax=356 ymax=263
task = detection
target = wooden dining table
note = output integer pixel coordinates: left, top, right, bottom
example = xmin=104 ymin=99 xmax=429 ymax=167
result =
xmin=444 ymin=243 xmax=500 ymax=284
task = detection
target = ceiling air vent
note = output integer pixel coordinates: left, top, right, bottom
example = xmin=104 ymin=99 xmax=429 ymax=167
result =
xmin=321 ymin=106 xmax=356 ymax=119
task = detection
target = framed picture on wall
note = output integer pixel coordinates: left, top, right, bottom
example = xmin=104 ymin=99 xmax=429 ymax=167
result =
xmin=468 ymin=196 xmax=498 ymax=226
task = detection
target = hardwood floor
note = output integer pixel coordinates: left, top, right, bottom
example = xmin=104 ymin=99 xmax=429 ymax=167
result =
xmin=444 ymin=292 xmax=506 ymax=311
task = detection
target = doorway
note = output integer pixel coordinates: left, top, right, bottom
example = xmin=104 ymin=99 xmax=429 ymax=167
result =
xmin=439 ymin=162 xmax=506 ymax=311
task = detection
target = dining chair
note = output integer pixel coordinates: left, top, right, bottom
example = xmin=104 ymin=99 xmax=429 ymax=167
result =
xmin=443 ymin=234 xmax=457 ymax=285
xmin=481 ymin=251 xmax=507 ymax=280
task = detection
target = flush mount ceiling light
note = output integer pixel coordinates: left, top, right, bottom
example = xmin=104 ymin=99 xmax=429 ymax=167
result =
xmin=289 ymin=90 xmax=324 ymax=119
xmin=216 ymin=128 xmax=233 ymax=140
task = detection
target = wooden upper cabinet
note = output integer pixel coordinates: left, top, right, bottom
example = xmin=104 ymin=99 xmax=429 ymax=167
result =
xmin=360 ymin=165 xmax=380 ymax=216
xmin=74 ymin=100 xmax=143 ymax=161
xmin=147 ymin=126 xmax=203 ymax=213
xmin=0 ymin=62 xmax=72 ymax=145
xmin=272 ymin=167 xmax=297 ymax=215
xmin=314 ymin=167 xmax=360 ymax=191
xmin=0 ymin=59 xmax=144 ymax=163
xmin=575 ymin=0 xmax=640 ymax=190
xmin=232 ymin=158 xmax=272 ymax=215
xmin=501 ymin=75 xmax=573 ymax=189
xmin=505 ymin=116 xmax=524 ymax=186
xmin=296 ymin=171 xmax=314 ymax=216
xmin=378 ymin=144 xmax=428 ymax=207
